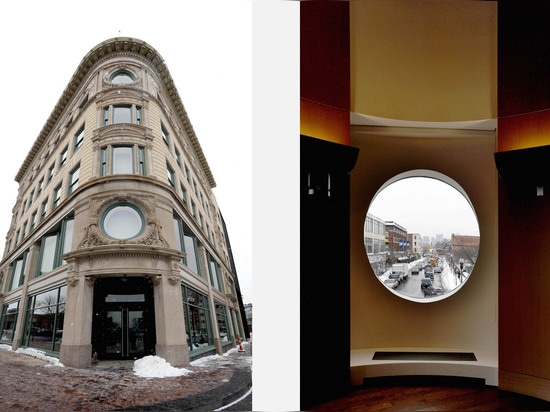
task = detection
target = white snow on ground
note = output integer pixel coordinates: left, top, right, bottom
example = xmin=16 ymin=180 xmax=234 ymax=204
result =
xmin=0 ymin=344 xmax=64 ymax=367
xmin=133 ymin=355 xmax=193 ymax=378
xmin=0 ymin=341 xmax=251 ymax=378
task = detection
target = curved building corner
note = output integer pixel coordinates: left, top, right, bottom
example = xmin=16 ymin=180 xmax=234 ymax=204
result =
xmin=0 ymin=37 xmax=248 ymax=369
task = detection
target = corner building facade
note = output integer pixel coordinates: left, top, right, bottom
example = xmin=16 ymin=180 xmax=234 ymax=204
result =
xmin=0 ymin=38 xmax=247 ymax=368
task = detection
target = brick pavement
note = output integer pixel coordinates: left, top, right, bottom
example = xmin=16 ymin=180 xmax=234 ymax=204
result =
xmin=0 ymin=342 xmax=252 ymax=411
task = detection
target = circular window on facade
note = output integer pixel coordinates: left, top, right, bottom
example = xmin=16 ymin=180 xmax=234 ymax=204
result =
xmin=101 ymin=204 xmax=145 ymax=240
xmin=365 ymin=170 xmax=480 ymax=302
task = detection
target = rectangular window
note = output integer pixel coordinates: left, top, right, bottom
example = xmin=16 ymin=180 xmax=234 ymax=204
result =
xmin=103 ymin=107 xmax=110 ymax=125
xmin=161 ymin=123 xmax=170 ymax=147
xmin=136 ymin=106 xmax=142 ymax=125
xmin=167 ymin=163 xmax=175 ymax=188
xmin=59 ymin=146 xmax=68 ymax=169
xmin=22 ymin=286 xmax=66 ymax=353
xmin=10 ymin=254 xmax=26 ymax=291
xmin=37 ymin=178 xmax=44 ymax=195
xmin=0 ymin=301 xmax=19 ymax=343
xmin=52 ymin=185 xmax=62 ymax=210
xmin=30 ymin=211 xmax=37 ymax=232
xmin=21 ymin=222 xmax=27 ymax=241
xmin=181 ymin=184 xmax=188 ymax=205
xmin=113 ymin=105 xmax=132 ymax=124
xmin=74 ymin=125 xmax=85 ymax=150
xmin=39 ymin=234 xmax=58 ymax=275
xmin=40 ymin=200 xmax=48 ymax=222
xmin=208 ymin=253 xmax=221 ymax=291
xmin=138 ymin=146 xmax=146 ymax=175
xmin=185 ymin=165 xmax=190 ymax=183
xmin=112 ymin=146 xmax=133 ymax=174
xmin=182 ymin=285 xmax=213 ymax=351
xmin=68 ymin=165 xmax=80 ymax=194
xmin=47 ymin=164 xmax=55 ymax=185
xmin=173 ymin=215 xmax=200 ymax=275
xmin=37 ymin=217 xmax=74 ymax=276
xmin=100 ymin=147 xmax=107 ymax=176
xmin=214 ymin=302 xmax=230 ymax=342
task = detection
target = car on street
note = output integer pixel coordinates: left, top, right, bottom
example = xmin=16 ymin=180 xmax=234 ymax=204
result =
xmin=389 ymin=272 xmax=402 ymax=283
xmin=384 ymin=278 xmax=400 ymax=289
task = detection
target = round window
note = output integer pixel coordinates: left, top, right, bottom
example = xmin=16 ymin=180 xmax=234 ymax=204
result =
xmin=101 ymin=204 xmax=144 ymax=240
xmin=365 ymin=170 xmax=480 ymax=303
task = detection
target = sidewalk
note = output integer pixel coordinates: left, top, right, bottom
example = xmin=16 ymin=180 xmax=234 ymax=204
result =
xmin=0 ymin=342 xmax=252 ymax=411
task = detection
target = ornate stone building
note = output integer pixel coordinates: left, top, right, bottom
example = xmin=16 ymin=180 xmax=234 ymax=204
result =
xmin=0 ymin=37 xmax=247 ymax=368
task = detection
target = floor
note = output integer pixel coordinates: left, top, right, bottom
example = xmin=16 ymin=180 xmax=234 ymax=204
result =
xmin=307 ymin=377 xmax=550 ymax=411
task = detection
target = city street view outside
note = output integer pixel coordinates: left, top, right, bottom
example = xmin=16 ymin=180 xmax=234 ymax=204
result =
xmin=365 ymin=175 xmax=480 ymax=302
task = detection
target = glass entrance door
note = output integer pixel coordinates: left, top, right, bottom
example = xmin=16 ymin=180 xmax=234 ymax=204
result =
xmin=105 ymin=308 xmax=144 ymax=358
xmin=92 ymin=277 xmax=155 ymax=360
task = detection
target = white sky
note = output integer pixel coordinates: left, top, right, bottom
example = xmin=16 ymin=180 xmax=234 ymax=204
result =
xmin=367 ymin=177 xmax=480 ymax=239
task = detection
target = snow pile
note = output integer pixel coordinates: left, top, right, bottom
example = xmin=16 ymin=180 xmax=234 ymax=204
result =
xmin=0 ymin=343 xmax=64 ymax=367
xmin=133 ymin=355 xmax=193 ymax=378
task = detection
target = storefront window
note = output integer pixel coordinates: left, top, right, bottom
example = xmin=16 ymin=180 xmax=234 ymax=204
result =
xmin=215 ymin=302 xmax=230 ymax=343
xmin=22 ymin=286 xmax=66 ymax=353
xmin=0 ymin=301 xmax=19 ymax=343
xmin=182 ymin=285 xmax=213 ymax=352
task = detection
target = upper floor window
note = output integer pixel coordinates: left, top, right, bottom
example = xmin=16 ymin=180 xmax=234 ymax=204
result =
xmin=68 ymin=165 xmax=80 ymax=195
xmin=100 ymin=145 xmax=146 ymax=176
xmin=59 ymin=146 xmax=68 ymax=169
xmin=167 ymin=162 xmax=175 ymax=188
xmin=103 ymin=104 xmax=142 ymax=125
xmin=173 ymin=215 xmax=201 ymax=276
xmin=9 ymin=252 xmax=27 ymax=291
xmin=74 ymin=124 xmax=85 ymax=151
xmin=110 ymin=70 xmax=135 ymax=84
xmin=36 ymin=217 xmax=74 ymax=276
xmin=161 ymin=123 xmax=170 ymax=147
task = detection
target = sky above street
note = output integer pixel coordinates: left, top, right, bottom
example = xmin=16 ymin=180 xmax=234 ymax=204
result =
xmin=368 ymin=176 xmax=480 ymax=240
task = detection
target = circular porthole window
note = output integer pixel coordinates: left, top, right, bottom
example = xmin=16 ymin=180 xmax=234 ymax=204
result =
xmin=365 ymin=170 xmax=480 ymax=302
xmin=101 ymin=203 xmax=145 ymax=240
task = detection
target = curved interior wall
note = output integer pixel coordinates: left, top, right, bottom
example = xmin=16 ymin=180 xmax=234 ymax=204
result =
xmin=349 ymin=127 xmax=498 ymax=362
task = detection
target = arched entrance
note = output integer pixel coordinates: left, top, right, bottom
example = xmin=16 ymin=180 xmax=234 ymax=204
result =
xmin=92 ymin=277 xmax=156 ymax=360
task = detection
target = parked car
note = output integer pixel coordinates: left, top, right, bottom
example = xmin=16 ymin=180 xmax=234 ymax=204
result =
xmin=384 ymin=278 xmax=399 ymax=289
xmin=389 ymin=272 xmax=402 ymax=283
xmin=421 ymin=278 xmax=433 ymax=293
xmin=434 ymin=266 xmax=442 ymax=273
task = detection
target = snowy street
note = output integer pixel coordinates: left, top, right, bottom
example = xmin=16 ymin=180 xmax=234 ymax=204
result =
xmin=0 ymin=342 xmax=252 ymax=411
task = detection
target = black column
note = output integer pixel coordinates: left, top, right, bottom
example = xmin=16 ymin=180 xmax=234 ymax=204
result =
xmin=300 ymin=135 xmax=359 ymax=410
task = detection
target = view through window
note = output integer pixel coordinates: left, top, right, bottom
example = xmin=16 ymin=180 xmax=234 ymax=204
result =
xmin=365 ymin=172 xmax=480 ymax=302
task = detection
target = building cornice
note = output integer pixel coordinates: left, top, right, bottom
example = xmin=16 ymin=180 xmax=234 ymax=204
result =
xmin=15 ymin=37 xmax=216 ymax=188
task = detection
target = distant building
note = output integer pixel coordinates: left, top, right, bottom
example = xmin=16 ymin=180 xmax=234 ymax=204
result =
xmin=0 ymin=38 xmax=248 ymax=368
xmin=244 ymin=303 xmax=252 ymax=333
xmin=451 ymin=234 xmax=480 ymax=273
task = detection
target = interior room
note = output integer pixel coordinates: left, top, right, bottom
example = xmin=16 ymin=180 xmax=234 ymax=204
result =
xmin=300 ymin=1 xmax=550 ymax=409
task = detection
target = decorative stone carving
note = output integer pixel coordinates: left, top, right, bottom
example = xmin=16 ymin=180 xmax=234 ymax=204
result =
xmin=77 ymin=193 xmax=170 ymax=249
xmin=168 ymin=275 xmax=179 ymax=285
xmin=147 ymin=274 xmax=161 ymax=286
xmin=85 ymin=276 xmax=96 ymax=287
xmin=67 ymin=276 xmax=79 ymax=287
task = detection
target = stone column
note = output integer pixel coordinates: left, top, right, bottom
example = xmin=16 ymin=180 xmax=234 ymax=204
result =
xmin=153 ymin=261 xmax=189 ymax=367
xmin=59 ymin=271 xmax=95 ymax=368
